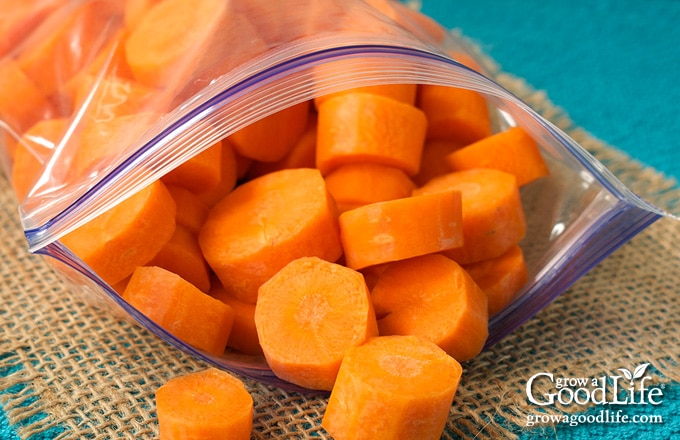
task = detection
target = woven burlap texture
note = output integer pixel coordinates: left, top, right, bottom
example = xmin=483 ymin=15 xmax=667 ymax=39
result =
xmin=2 ymin=40 xmax=679 ymax=440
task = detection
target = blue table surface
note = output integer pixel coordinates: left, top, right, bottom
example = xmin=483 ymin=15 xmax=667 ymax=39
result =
xmin=2 ymin=2 xmax=679 ymax=439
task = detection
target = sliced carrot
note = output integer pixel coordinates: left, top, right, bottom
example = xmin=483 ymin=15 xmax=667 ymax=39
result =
xmin=166 ymin=185 xmax=210 ymax=234
xmin=124 ymin=0 xmax=227 ymax=88
xmin=414 ymin=168 xmax=527 ymax=264
xmin=417 ymin=84 xmax=492 ymax=144
xmin=322 ymin=335 xmax=462 ymax=440
xmin=412 ymin=139 xmax=466 ymax=186
xmin=161 ymin=140 xmax=223 ymax=193
xmin=123 ymin=0 xmax=163 ymax=29
xmin=228 ymin=101 xmax=311 ymax=163
xmin=245 ymin=115 xmax=318 ymax=179
xmin=61 ymin=180 xmax=177 ymax=286
xmin=324 ymin=163 xmax=416 ymax=213
xmin=313 ymin=83 xmax=418 ymax=109
xmin=370 ymin=254 xmax=488 ymax=361
xmin=316 ymin=92 xmax=427 ymax=176
xmin=463 ymin=245 xmax=528 ymax=316
xmin=123 ymin=265 xmax=234 ymax=356
xmin=0 ymin=0 xmax=65 ymax=58
xmin=339 ymin=190 xmax=463 ymax=270
xmin=198 ymin=168 xmax=343 ymax=304
xmin=11 ymin=117 xmax=69 ymax=201
xmin=211 ymin=286 xmax=263 ymax=356
xmin=446 ymin=126 xmax=550 ymax=186
xmin=255 ymin=256 xmax=378 ymax=391
xmin=156 ymin=368 xmax=253 ymax=440
xmin=194 ymin=140 xmax=238 ymax=207
xmin=71 ymin=74 xmax=156 ymax=123
xmin=148 ymin=225 xmax=212 ymax=293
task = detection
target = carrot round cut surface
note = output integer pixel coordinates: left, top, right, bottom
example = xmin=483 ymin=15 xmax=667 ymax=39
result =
xmin=339 ymin=190 xmax=463 ymax=270
xmin=370 ymin=254 xmax=488 ymax=362
xmin=198 ymin=168 xmax=343 ymax=303
xmin=254 ymin=257 xmax=378 ymax=391
xmin=322 ymin=335 xmax=462 ymax=440
xmin=156 ymin=368 xmax=253 ymax=440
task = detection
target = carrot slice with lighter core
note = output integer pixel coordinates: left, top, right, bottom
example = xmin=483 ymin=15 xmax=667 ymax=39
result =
xmin=156 ymin=368 xmax=253 ymax=440
xmin=255 ymin=257 xmax=378 ymax=391
xmin=339 ymin=190 xmax=463 ymax=270
xmin=322 ymin=335 xmax=462 ymax=440
xmin=370 ymin=254 xmax=488 ymax=362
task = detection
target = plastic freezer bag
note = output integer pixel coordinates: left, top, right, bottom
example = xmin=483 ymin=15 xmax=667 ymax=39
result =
xmin=0 ymin=0 xmax=669 ymax=390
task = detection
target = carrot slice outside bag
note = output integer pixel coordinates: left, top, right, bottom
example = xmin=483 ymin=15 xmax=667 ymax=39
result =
xmin=446 ymin=126 xmax=550 ymax=187
xmin=123 ymin=265 xmax=234 ymax=356
xmin=322 ymin=335 xmax=462 ymax=440
xmin=414 ymin=168 xmax=527 ymax=264
xmin=370 ymin=253 xmax=489 ymax=362
xmin=338 ymin=190 xmax=463 ymax=270
xmin=156 ymin=368 xmax=253 ymax=440
xmin=60 ymin=180 xmax=177 ymax=286
xmin=254 ymin=256 xmax=378 ymax=391
xmin=198 ymin=168 xmax=343 ymax=304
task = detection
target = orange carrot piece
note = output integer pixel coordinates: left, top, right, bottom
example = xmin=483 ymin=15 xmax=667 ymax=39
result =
xmin=124 ymin=0 xmax=227 ymax=88
xmin=316 ymin=92 xmax=427 ymax=176
xmin=211 ymin=286 xmax=263 ymax=356
xmin=194 ymin=140 xmax=239 ymax=207
xmin=123 ymin=0 xmax=163 ymax=29
xmin=322 ymin=335 xmax=462 ymax=440
xmin=463 ymin=245 xmax=528 ymax=316
xmin=166 ymin=185 xmax=210 ymax=234
xmin=148 ymin=225 xmax=212 ymax=293
xmin=11 ymin=117 xmax=69 ymax=201
xmin=71 ymin=75 xmax=156 ymax=123
xmin=412 ymin=139 xmax=466 ymax=186
xmin=417 ymin=84 xmax=492 ymax=144
xmin=414 ymin=168 xmax=527 ymax=264
xmin=161 ymin=140 xmax=223 ymax=193
xmin=339 ymin=190 xmax=463 ymax=270
xmin=199 ymin=168 xmax=343 ymax=303
xmin=228 ymin=101 xmax=311 ymax=163
xmin=61 ymin=180 xmax=177 ymax=286
xmin=313 ymin=83 xmax=418 ymax=108
xmin=255 ymin=256 xmax=378 ymax=391
xmin=446 ymin=126 xmax=550 ymax=186
xmin=156 ymin=368 xmax=253 ymax=440
xmin=370 ymin=254 xmax=488 ymax=361
xmin=123 ymin=265 xmax=234 ymax=356
xmin=0 ymin=0 xmax=65 ymax=58
xmin=324 ymin=163 xmax=416 ymax=213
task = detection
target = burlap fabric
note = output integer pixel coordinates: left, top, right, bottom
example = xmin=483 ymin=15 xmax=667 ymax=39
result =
xmin=1 ymin=36 xmax=679 ymax=439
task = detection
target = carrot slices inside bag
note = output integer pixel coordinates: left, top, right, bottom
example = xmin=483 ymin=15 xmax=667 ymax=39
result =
xmin=254 ymin=256 xmax=378 ymax=391
xmin=156 ymin=368 xmax=253 ymax=440
xmin=322 ymin=335 xmax=462 ymax=440
xmin=212 ymin=286 xmax=263 ymax=356
xmin=370 ymin=254 xmax=489 ymax=362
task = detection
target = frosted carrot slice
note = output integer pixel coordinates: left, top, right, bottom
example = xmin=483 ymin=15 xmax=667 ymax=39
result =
xmin=124 ymin=0 xmax=227 ymax=87
xmin=370 ymin=254 xmax=488 ymax=361
xmin=166 ymin=185 xmax=210 ymax=234
xmin=61 ymin=180 xmax=177 ymax=286
xmin=156 ymin=368 xmax=253 ymax=440
xmin=195 ymin=140 xmax=238 ymax=207
xmin=322 ymin=335 xmax=462 ymax=440
xmin=148 ymin=225 xmax=212 ymax=293
xmin=313 ymin=83 xmax=418 ymax=108
xmin=211 ymin=286 xmax=262 ymax=356
xmin=463 ymin=245 xmax=528 ymax=316
xmin=417 ymin=84 xmax=492 ymax=144
xmin=199 ymin=168 xmax=343 ymax=303
xmin=412 ymin=139 xmax=465 ymax=186
xmin=316 ymin=92 xmax=427 ymax=176
xmin=228 ymin=101 xmax=311 ymax=162
xmin=414 ymin=168 xmax=527 ymax=264
xmin=446 ymin=126 xmax=550 ymax=186
xmin=161 ymin=140 xmax=222 ymax=193
xmin=123 ymin=266 xmax=234 ymax=356
xmin=339 ymin=190 xmax=463 ymax=270
xmin=324 ymin=163 xmax=416 ymax=213
xmin=255 ymin=257 xmax=378 ymax=391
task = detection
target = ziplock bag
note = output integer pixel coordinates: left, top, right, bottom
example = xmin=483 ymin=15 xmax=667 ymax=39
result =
xmin=0 ymin=0 xmax=670 ymax=391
